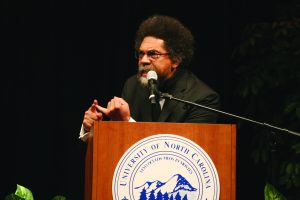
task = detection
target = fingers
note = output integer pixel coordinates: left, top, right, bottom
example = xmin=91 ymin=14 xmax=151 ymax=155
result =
xmin=102 ymin=97 xmax=130 ymax=121
xmin=95 ymin=105 xmax=109 ymax=116
xmin=83 ymin=99 xmax=102 ymax=131
xmin=96 ymin=98 xmax=126 ymax=115
xmin=107 ymin=96 xmax=125 ymax=110
xmin=118 ymin=98 xmax=128 ymax=106
xmin=86 ymin=97 xmax=130 ymax=122
xmin=90 ymin=99 xmax=98 ymax=112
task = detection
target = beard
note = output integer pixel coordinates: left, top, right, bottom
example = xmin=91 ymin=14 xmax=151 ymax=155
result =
xmin=136 ymin=64 xmax=154 ymax=88
xmin=138 ymin=76 xmax=148 ymax=87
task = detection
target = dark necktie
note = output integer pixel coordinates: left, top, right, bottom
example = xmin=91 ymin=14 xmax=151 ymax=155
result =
xmin=151 ymin=102 xmax=161 ymax=122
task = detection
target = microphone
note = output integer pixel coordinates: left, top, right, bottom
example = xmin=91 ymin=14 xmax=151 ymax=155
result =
xmin=147 ymin=70 xmax=159 ymax=104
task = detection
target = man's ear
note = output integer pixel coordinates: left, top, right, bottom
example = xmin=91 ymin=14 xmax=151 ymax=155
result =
xmin=172 ymin=57 xmax=182 ymax=69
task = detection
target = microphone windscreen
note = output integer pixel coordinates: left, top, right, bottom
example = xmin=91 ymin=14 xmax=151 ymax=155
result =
xmin=147 ymin=70 xmax=158 ymax=81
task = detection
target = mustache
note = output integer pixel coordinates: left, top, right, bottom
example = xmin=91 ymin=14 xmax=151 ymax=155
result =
xmin=138 ymin=65 xmax=153 ymax=73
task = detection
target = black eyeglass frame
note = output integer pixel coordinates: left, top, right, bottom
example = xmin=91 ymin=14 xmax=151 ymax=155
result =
xmin=135 ymin=50 xmax=169 ymax=60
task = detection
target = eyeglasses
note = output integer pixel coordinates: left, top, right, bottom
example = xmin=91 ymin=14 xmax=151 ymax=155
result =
xmin=135 ymin=50 xmax=169 ymax=60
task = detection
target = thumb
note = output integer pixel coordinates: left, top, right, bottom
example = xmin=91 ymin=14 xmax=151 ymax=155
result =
xmin=95 ymin=105 xmax=109 ymax=116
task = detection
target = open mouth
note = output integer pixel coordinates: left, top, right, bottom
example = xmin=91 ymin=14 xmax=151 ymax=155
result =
xmin=139 ymin=68 xmax=149 ymax=78
xmin=138 ymin=65 xmax=153 ymax=78
xmin=141 ymin=71 xmax=148 ymax=78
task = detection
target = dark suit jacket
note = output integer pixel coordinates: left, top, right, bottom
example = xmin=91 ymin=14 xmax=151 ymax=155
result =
xmin=121 ymin=69 xmax=220 ymax=123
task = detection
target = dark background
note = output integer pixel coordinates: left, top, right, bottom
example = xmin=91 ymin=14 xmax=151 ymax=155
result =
xmin=3 ymin=0 xmax=276 ymax=199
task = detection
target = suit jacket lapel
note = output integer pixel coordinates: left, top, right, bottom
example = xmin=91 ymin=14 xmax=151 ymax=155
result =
xmin=157 ymin=69 xmax=188 ymax=122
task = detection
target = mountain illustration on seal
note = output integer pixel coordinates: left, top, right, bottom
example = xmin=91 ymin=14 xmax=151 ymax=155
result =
xmin=134 ymin=174 xmax=197 ymax=200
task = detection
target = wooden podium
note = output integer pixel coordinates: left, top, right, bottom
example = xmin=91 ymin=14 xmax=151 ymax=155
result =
xmin=85 ymin=121 xmax=236 ymax=200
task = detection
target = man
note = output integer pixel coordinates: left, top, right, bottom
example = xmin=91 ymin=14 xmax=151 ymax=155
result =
xmin=80 ymin=15 xmax=220 ymax=141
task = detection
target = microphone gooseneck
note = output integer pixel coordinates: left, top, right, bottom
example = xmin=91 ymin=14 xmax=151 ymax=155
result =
xmin=147 ymin=70 xmax=159 ymax=104
xmin=160 ymin=92 xmax=300 ymax=137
